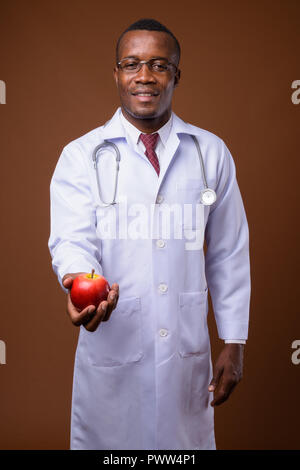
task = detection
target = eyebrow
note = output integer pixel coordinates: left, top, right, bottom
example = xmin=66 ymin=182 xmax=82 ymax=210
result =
xmin=120 ymin=55 xmax=169 ymax=61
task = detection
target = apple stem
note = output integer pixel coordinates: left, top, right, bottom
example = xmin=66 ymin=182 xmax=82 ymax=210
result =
xmin=91 ymin=269 xmax=95 ymax=279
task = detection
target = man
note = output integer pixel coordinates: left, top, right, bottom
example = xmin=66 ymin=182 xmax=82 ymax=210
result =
xmin=48 ymin=18 xmax=250 ymax=450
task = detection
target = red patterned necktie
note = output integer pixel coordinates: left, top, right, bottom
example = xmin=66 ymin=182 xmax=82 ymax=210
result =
xmin=140 ymin=133 xmax=160 ymax=176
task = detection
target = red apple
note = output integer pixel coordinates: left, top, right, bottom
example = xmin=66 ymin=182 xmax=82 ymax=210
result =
xmin=70 ymin=269 xmax=110 ymax=310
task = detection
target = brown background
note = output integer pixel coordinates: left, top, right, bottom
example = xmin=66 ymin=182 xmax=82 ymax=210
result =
xmin=0 ymin=0 xmax=299 ymax=450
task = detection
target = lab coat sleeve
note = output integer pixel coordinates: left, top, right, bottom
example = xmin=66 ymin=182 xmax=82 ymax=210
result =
xmin=48 ymin=145 xmax=102 ymax=293
xmin=204 ymin=140 xmax=251 ymax=340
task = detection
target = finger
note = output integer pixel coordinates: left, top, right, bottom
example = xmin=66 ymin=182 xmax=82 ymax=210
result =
xmin=110 ymin=283 xmax=119 ymax=293
xmin=99 ymin=300 xmax=111 ymax=322
xmin=104 ymin=291 xmax=118 ymax=321
xmin=72 ymin=306 xmax=97 ymax=327
xmin=208 ymin=366 xmax=223 ymax=392
xmin=66 ymin=292 xmax=79 ymax=317
xmin=66 ymin=293 xmax=96 ymax=325
xmin=210 ymin=385 xmax=234 ymax=407
xmin=210 ymin=391 xmax=228 ymax=407
xmin=84 ymin=304 xmax=107 ymax=332
xmin=83 ymin=283 xmax=120 ymax=328
xmin=109 ymin=283 xmax=119 ymax=302
xmin=108 ymin=284 xmax=119 ymax=307
xmin=63 ymin=276 xmax=73 ymax=289
xmin=210 ymin=376 xmax=236 ymax=407
xmin=102 ymin=285 xmax=119 ymax=321
xmin=63 ymin=272 xmax=88 ymax=289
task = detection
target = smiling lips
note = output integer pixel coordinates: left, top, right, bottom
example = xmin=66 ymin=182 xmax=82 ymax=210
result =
xmin=132 ymin=91 xmax=159 ymax=102
xmin=132 ymin=90 xmax=159 ymax=97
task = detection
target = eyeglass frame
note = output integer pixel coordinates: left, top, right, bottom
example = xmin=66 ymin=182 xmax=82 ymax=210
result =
xmin=117 ymin=56 xmax=179 ymax=74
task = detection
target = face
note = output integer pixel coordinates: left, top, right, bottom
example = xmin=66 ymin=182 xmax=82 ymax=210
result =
xmin=114 ymin=30 xmax=181 ymax=130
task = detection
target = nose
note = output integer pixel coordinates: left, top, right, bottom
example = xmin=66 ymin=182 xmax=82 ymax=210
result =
xmin=134 ymin=63 xmax=156 ymax=83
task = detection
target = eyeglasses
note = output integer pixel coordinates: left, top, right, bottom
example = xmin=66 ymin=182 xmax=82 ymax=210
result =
xmin=117 ymin=57 xmax=178 ymax=74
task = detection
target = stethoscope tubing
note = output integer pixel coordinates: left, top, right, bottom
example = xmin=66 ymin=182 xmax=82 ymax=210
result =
xmin=190 ymin=135 xmax=209 ymax=189
xmin=92 ymin=140 xmax=121 ymax=206
xmin=92 ymin=135 xmax=216 ymax=206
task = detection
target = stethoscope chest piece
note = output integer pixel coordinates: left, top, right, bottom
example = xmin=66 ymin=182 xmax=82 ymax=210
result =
xmin=200 ymin=188 xmax=217 ymax=206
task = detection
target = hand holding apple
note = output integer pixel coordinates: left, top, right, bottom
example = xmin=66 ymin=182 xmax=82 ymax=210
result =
xmin=70 ymin=269 xmax=110 ymax=310
xmin=62 ymin=271 xmax=119 ymax=332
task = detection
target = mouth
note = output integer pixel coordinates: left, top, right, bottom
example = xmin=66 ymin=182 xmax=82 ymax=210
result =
xmin=133 ymin=92 xmax=158 ymax=96
xmin=131 ymin=91 xmax=159 ymax=102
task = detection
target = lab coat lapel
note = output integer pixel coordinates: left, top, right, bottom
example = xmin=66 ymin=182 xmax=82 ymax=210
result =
xmin=100 ymin=108 xmax=126 ymax=140
xmin=157 ymin=131 xmax=180 ymax=188
xmin=157 ymin=112 xmax=194 ymax=190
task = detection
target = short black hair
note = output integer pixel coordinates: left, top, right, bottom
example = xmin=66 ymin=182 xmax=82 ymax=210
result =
xmin=116 ymin=18 xmax=181 ymax=65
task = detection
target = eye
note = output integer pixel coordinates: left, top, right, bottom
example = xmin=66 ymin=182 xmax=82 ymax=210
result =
xmin=151 ymin=61 xmax=168 ymax=72
xmin=123 ymin=61 xmax=139 ymax=71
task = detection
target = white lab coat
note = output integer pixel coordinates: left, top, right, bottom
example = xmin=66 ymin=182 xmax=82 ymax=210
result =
xmin=48 ymin=107 xmax=250 ymax=450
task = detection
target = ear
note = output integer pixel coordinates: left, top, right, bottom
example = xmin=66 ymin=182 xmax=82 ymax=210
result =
xmin=174 ymin=69 xmax=181 ymax=88
xmin=113 ymin=67 xmax=119 ymax=87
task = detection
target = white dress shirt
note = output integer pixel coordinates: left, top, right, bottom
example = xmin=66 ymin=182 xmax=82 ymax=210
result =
xmin=120 ymin=110 xmax=245 ymax=346
xmin=119 ymin=110 xmax=172 ymax=163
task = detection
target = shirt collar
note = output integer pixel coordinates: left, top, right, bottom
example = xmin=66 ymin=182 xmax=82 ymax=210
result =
xmin=100 ymin=107 xmax=203 ymax=140
xmin=119 ymin=108 xmax=173 ymax=147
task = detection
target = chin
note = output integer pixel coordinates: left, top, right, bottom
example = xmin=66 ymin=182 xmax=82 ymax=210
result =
xmin=123 ymin=102 xmax=158 ymax=120
xmin=129 ymin=108 xmax=158 ymax=120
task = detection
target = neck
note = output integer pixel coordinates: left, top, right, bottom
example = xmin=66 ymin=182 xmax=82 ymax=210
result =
xmin=121 ymin=108 xmax=171 ymax=133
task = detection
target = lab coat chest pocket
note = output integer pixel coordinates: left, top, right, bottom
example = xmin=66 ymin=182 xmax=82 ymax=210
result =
xmin=178 ymin=290 xmax=209 ymax=357
xmin=177 ymin=179 xmax=205 ymax=250
xmin=84 ymin=297 xmax=143 ymax=367
xmin=176 ymin=178 xmax=203 ymax=228
xmin=176 ymin=178 xmax=202 ymax=198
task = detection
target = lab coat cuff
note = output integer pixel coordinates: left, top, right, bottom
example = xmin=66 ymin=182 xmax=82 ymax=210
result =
xmin=217 ymin=321 xmax=249 ymax=341
xmin=224 ymin=339 xmax=246 ymax=344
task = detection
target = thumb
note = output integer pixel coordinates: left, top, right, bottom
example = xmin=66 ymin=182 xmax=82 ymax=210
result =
xmin=208 ymin=366 xmax=223 ymax=392
xmin=63 ymin=276 xmax=73 ymax=288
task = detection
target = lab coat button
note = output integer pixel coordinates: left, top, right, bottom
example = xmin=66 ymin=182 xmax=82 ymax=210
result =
xmin=156 ymin=239 xmax=165 ymax=248
xmin=156 ymin=194 xmax=164 ymax=204
xmin=159 ymin=328 xmax=168 ymax=337
xmin=158 ymin=283 xmax=168 ymax=293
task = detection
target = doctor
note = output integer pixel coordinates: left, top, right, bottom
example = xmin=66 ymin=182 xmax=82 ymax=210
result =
xmin=48 ymin=18 xmax=250 ymax=450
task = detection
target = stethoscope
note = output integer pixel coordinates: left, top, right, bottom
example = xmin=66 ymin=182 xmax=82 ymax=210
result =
xmin=92 ymin=135 xmax=217 ymax=207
